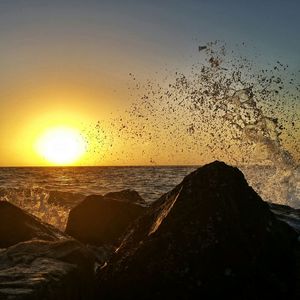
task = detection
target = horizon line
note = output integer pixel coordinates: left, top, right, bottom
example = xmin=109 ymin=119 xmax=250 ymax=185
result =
xmin=0 ymin=164 xmax=201 ymax=168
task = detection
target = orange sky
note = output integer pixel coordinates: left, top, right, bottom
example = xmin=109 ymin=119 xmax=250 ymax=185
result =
xmin=0 ymin=1 xmax=299 ymax=166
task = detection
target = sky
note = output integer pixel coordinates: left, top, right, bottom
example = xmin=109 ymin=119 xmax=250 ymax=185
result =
xmin=0 ymin=0 xmax=299 ymax=166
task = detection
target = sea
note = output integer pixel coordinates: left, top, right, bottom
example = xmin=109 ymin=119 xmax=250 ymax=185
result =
xmin=0 ymin=165 xmax=299 ymax=231
xmin=0 ymin=166 xmax=195 ymax=230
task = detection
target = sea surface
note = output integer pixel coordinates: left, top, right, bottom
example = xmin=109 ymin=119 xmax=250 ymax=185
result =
xmin=0 ymin=166 xmax=196 ymax=229
xmin=0 ymin=166 xmax=197 ymax=201
xmin=0 ymin=165 xmax=299 ymax=230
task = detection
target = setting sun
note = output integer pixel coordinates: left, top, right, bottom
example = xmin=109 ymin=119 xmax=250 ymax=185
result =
xmin=35 ymin=126 xmax=86 ymax=165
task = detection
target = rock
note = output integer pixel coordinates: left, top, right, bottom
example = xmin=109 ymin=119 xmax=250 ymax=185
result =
xmin=0 ymin=201 xmax=97 ymax=299
xmin=104 ymin=189 xmax=145 ymax=205
xmin=269 ymin=202 xmax=300 ymax=233
xmin=0 ymin=239 xmax=96 ymax=300
xmin=97 ymin=161 xmax=298 ymax=299
xmin=86 ymin=244 xmax=115 ymax=267
xmin=65 ymin=195 xmax=147 ymax=246
xmin=0 ymin=201 xmax=66 ymax=248
xmin=48 ymin=191 xmax=86 ymax=209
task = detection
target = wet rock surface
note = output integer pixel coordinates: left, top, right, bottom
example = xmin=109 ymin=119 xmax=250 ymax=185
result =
xmin=65 ymin=191 xmax=147 ymax=246
xmin=0 ymin=239 xmax=95 ymax=300
xmin=0 ymin=201 xmax=96 ymax=300
xmin=268 ymin=201 xmax=300 ymax=297
xmin=97 ymin=161 xmax=298 ymax=299
xmin=268 ymin=202 xmax=300 ymax=234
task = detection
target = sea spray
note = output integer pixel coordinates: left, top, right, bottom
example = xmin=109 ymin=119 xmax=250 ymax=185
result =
xmin=90 ymin=41 xmax=299 ymax=206
xmin=0 ymin=166 xmax=194 ymax=229
xmin=0 ymin=187 xmax=69 ymax=231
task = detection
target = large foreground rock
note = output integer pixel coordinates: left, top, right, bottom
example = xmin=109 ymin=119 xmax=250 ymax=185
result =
xmin=0 ymin=201 xmax=65 ymax=248
xmin=0 ymin=201 xmax=97 ymax=299
xmin=0 ymin=239 xmax=95 ymax=300
xmin=97 ymin=161 xmax=298 ymax=299
xmin=65 ymin=191 xmax=147 ymax=246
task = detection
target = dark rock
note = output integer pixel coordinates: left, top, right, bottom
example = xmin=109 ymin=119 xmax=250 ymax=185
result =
xmin=0 ymin=239 xmax=96 ymax=300
xmin=104 ymin=189 xmax=145 ymax=205
xmin=86 ymin=244 xmax=115 ymax=267
xmin=65 ymin=195 xmax=146 ymax=246
xmin=0 ymin=201 xmax=66 ymax=248
xmin=269 ymin=202 xmax=300 ymax=233
xmin=0 ymin=201 xmax=97 ymax=299
xmin=97 ymin=161 xmax=298 ymax=299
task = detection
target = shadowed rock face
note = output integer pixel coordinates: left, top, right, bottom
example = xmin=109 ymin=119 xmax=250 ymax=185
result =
xmin=269 ymin=202 xmax=300 ymax=234
xmin=65 ymin=192 xmax=147 ymax=246
xmin=0 ymin=201 xmax=96 ymax=300
xmin=0 ymin=240 xmax=96 ymax=300
xmin=0 ymin=201 xmax=65 ymax=248
xmin=97 ymin=161 xmax=298 ymax=299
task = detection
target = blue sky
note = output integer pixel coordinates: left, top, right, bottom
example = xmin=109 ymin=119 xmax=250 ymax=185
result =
xmin=1 ymin=0 xmax=299 ymax=70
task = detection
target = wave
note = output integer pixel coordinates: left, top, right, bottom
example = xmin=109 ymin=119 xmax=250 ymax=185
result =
xmin=0 ymin=187 xmax=85 ymax=230
xmin=97 ymin=41 xmax=299 ymax=207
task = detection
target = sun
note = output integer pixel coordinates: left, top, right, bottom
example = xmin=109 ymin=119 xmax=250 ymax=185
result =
xmin=35 ymin=126 xmax=86 ymax=165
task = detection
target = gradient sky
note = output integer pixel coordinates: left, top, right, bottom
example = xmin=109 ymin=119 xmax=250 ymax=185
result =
xmin=0 ymin=0 xmax=299 ymax=166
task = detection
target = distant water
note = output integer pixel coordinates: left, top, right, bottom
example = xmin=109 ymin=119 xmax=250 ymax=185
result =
xmin=0 ymin=165 xmax=299 ymax=230
xmin=0 ymin=166 xmax=196 ymax=230
xmin=0 ymin=166 xmax=196 ymax=201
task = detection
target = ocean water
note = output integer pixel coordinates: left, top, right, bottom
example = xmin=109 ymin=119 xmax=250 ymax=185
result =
xmin=0 ymin=166 xmax=196 ymax=200
xmin=0 ymin=165 xmax=299 ymax=231
xmin=0 ymin=166 xmax=195 ymax=230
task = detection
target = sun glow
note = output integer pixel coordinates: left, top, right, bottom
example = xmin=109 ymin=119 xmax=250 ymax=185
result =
xmin=35 ymin=126 xmax=86 ymax=165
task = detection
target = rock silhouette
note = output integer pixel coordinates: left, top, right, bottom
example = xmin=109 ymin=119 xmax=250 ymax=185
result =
xmin=65 ymin=191 xmax=147 ymax=246
xmin=0 ymin=201 xmax=65 ymax=248
xmin=97 ymin=161 xmax=298 ymax=299
xmin=0 ymin=201 xmax=96 ymax=300
xmin=269 ymin=202 xmax=300 ymax=234
xmin=0 ymin=239 xmax=95 ymax=300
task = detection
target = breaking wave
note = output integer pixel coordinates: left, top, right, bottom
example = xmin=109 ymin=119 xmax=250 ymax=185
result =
xmin=105 ymin=41 xmax=299 ymax=206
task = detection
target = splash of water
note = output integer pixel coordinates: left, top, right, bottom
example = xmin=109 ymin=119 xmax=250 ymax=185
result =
xmin=37 ymin=41 xmax=298 ymax=207
xmin=0 ymin=187 xmax=69 ymax=231
xmin=92 ymin=41 xmax=299 ymax=206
